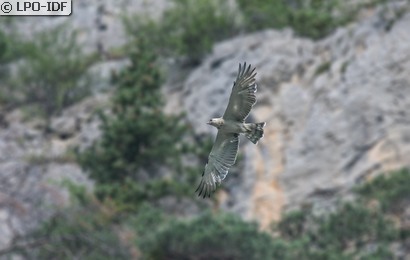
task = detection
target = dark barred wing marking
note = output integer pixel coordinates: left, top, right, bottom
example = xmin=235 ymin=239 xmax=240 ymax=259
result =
xmin=196 ymin=132 xmax=239 ymax=198
xmin=223 ymin=62 xmax=257 ymax=122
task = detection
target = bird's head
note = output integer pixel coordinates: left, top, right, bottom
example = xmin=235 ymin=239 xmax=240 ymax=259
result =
xmin=207 ymin=118 xmax=224 ymax=128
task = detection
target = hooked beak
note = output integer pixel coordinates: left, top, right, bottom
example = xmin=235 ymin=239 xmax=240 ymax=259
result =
xmin=206 ymin=121 xmax=211 ymax=125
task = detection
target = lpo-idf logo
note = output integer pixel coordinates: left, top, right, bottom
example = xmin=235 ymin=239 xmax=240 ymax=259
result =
xmin=1 ymin=0 xmax=72 ymax=15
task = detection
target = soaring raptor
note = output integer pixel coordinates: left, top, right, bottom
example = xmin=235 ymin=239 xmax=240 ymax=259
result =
xmin=196 ymin=63 xmax=266 ymax=198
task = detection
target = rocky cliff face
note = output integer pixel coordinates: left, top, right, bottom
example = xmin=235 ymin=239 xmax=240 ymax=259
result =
xmin=1 ymin=0 xmax=410 ymax=251
xmin=13 ymin=0 xmax=170 ymax=53
xmin=181 ymin=3 xmax=410 ymax=228
xmin=0 ymin=95 xmax=106 ymax=250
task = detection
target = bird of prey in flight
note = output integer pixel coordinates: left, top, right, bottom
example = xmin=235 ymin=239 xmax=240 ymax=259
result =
xmin=196 ymin=63 xmax=266 ymax=198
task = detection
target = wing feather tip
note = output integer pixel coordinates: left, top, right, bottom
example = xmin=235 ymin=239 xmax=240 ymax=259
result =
xmin=196 ymin=178 xmax=221 ymax=199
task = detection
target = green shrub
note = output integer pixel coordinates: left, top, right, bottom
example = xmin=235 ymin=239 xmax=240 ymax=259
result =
xmin=0 ymin=25 xmax=27 ymax=105
xmin=125 ymin=0 xmax=240 ymax=64
xmin=79 ymin=38 xmax=204 ymax=209
xmin=272 ymin=169 xmax=410 ymax=259
xmin=122 ymin=0 xmax=399 ymax=68
xmin=0 ymin=21 xmax=24 ymax=64
xmin=312 ymin=203 xmax=397 ymax=252
xmin=0 ymin=30 xmax=10 ymax=63
xmin=237 ymin=0 xmax=353 ymax=39
xmin=9 ymin=202 xmax=130 ymax=259
xmin=237 ymin=0 xmax=292 ymax=31
xmin=237 ymin=0 xmax=401 ymax=40
xmin=273 ymin=203 xmax=398 ymax=259
xmin=11 ymin=24 xmax=96 ymax=118
xmin=133 ymin=211 xmax=281 ymax=260
xmin=0 ymin=29 xmax=12 ymax=104
xmin=275 ymin=209 xmax=308 ymax=240
xmin=9 ymin=169 xmax=406 ymax=260
xmin=1 ymin=181 xmax=130 ymax=259
xmin=356 ymin=168 xmax=410 ymax=213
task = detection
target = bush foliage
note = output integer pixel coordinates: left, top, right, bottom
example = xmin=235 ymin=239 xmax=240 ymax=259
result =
xmin=0 ymin=19 xmax=26 ymax=65
xmin=237 ymin=0 xmax=352 ymax=39
xmin=0 ymin=23 xmax=96 ymax=119
xmin=132 ymin=209 xmax=282 ymax=260
xmin=78 ymin=38 xmax=206 ymax=210
xmin=133 ymin=203 xmax=398 ymax=259
xmin=122 ymin=0 xmax=394 ymax=66
xmin=356 ymin=168 xmax=410 ymax=213
xmin=0 ymin=24 xmax=27 ymax=105
xmin=10 ymin=201 xmax=130 ymax=259
xmin=128 ymin=169 xmax=409 ymax=259
xmin=0 ymin=29 xmax=18 ymax=64
xmin=13 ymin=25 xmax=96 ymax=118
xmin=124 ymin=0 xmax=240 ymax=64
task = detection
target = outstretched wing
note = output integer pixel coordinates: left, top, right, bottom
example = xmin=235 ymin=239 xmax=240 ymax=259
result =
xmin=196 ymin=132 xmax=239 ymax=198
xmin=223 ymin=62 xmax=257 ymax=122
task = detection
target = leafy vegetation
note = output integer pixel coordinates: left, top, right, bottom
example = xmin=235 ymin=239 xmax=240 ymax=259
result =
xmin=121 ymin=0 xmax=397 ymax=66
xmin=0 ymin=19 xmax=26 ymax=65
xmin=78 ymin=37 xmax=209 ymax=211
xmin=237 ymin=0 xmax=354 ymax=39
xmin=13 ymin=25 xmax=96 ymax=119
xmin=311 ymin=204 xmax=396 ymax=256
xmin=131 ymin=209 xmax=283 ymax=260
xmin=8 ymin=197 xmax=130 ymax=259
xmin=270 ymin=168 xmax=410 ymax=259
xmin=276 ymin=209 xmax=308 ymax=240
xmin=8 ymin=99 xmax=410 ymax=259
xmin=315 ymin=60 xmax=332 ymax=76
xmin=130 ymin=168 xmax=408 ymax=259
xmin=134 ymin=202 xmax=398 ymax=259
xmin=356 ymin=168 xmax=410 ymax=213
xmin=0 ymin=22 xmax=97 ymax=121
xmin=0 ymin=30 xmax=19 ymax=64
xmin=0 ymin=24 xmax=27 ymax=105
xmin=124 ymin=0 xmax=240 ymax=65
xmin=236 ymin=0 xmax=397 ymax=39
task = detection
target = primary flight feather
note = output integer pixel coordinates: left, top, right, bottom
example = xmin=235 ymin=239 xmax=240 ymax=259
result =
xmin=196 ymin=63 xmax=266 ymax=198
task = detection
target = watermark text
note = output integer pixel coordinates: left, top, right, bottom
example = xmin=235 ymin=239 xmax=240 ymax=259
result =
xmin=1 ymin=0 xmax=71 ymax=16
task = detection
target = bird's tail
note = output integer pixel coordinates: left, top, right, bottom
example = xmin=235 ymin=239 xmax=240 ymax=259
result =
xmin=245 ymin=122 xmax=266 ymax=144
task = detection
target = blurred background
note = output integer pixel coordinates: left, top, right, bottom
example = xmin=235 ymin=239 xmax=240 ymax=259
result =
xmin=0 ymin=0 xmax=410 ymax=259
